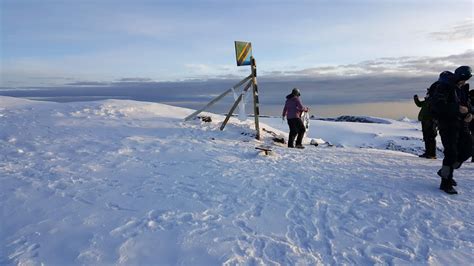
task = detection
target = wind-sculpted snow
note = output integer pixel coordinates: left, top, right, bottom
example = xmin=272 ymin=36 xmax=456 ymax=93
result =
xmin=0 ymin=96 xmax=473 ymax=265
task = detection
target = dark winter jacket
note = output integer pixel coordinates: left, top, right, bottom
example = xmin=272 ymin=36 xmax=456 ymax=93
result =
xmin=430 ymin=71 xmax=464 ymax=122
xmin=469 ymin=88 xmax=474 ymax=132
xmin=458 ymin=83 xmax=470 ymax=106
xmin=456 ymin=83 xmax=473 ymax=130
xmin=282 ymin=94 xmax=308 ymax=119
xmin=413 ymin=95 xmax=432 ymax=121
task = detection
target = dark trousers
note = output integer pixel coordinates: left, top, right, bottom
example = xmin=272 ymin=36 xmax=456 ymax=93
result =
xmin=439 ymin=121 xmax=472 ymax=168
xmin=287 ymin=118 xmax=306 ymax=147
xmin=471 ymin=130 xmax=474 ymax=161
xmin=471 ymin=124 xmax=474 ymax=160
xmin=421 ymin=119 xmax=438 ymax=156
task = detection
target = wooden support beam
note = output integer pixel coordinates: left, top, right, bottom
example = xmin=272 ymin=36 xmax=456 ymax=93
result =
xmin=251 ymin=57 xmax=261 ymax=140
xmin=219 ymin=80 xmax=253 ymax=131
xmin=184 ymin=75 xmax=252 ymax=121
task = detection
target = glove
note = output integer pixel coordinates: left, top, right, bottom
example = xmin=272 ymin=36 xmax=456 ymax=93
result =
xmin=459 ymin=106 xmax=469 ymax=114
xmin=464 ymin=113 xmax=472 ymax=123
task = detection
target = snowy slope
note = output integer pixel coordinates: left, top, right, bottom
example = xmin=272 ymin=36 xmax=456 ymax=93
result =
xmin=1 ymin=96 xmax=473 ymax=265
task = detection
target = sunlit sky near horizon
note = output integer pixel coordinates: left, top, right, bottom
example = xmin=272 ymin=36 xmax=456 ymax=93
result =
xmin=1 ymin=0 xmax=473 ymax=87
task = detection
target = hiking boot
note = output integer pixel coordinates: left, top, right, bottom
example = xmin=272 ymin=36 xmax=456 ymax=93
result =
xmin=439 ymin=179 xmax=458 ymax=194
xmin=437 ymin=166 xmax=456 ymax=185
xmin=442 ymin=186 xmax=458 ymax=194
xmin=295 ymin=145 xmax=305 ymax=149
xmin=437 ymin=166 xmax=451 ymax=179
xmin=419 ymin=153 xmax=436 ymax=159
xmin=451 ymin=178 xmax=457 ymax=186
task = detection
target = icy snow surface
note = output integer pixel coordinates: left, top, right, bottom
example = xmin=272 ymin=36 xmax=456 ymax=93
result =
xmin=1 ymin=96 xmax=473 ymax=265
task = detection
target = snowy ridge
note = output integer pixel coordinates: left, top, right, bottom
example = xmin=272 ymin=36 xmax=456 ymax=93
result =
xmin=0 ymin=96 xmax=473 ymax=265
xmin=315 ymin=115 xmax=392 ymax=124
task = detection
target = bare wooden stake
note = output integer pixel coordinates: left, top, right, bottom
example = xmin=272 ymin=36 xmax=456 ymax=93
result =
xmin=219 ymin=80 xmax=253 ymax=131
xmin=251 ymin=57 xmax=261 ymax=140
xmin=184 ymin=74 xmax=252 ymax=121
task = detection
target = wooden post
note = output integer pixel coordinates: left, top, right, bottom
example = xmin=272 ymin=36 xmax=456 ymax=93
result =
xmin=219 ymin=80 xmax=253 ymax=131
xmin=184 ymin=75 xmax=252 ymax=121
xmin=251 ymin=57 xmax=261 ymax=140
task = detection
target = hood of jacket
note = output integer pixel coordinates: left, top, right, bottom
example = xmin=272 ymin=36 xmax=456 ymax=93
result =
xmin=438 ymin=71 xmax=456 ymax=85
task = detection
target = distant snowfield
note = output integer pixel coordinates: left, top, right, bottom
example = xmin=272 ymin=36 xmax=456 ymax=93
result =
xmin=1 ymin=96 xmax=472 ymax=265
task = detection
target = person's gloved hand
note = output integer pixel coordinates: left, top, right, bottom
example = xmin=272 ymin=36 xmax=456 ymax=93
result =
xmin=464 ymin=113 xmax=472 ymax=123
xmin=460 ymin=105 xmax=469 ymax=114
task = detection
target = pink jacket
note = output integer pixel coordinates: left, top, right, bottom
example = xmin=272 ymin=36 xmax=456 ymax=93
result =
xmin=282 ymin=96 xmax=308 ymax=119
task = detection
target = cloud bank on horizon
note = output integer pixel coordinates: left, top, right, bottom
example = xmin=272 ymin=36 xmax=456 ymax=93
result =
xmin=1 ymin=0 xmax=472 ymax=89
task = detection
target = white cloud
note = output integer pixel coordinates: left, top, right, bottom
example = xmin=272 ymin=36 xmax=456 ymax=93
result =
xmin=429 ymin=19 xmax=474 ymax=41
xmin=264 ymin=50 xmax=474 ymax=79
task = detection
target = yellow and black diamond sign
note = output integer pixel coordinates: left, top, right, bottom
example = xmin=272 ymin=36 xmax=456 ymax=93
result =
xmin=234 ymin=41 xmax=252 ymax=66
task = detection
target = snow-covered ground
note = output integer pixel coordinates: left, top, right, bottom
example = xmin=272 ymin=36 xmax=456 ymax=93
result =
xmin=1 ymin=96 xmax=473 ymax=265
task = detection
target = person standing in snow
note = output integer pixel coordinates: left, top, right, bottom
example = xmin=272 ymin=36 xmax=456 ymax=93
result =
xmin=469 ymin=89 xmax=474 ymax=162
xmin=430 ymin=66 xmax=472 ymax=194
xmin=282 ymin=88 xmax=309 ymax=149
xmin=414 ymin=92 xmax=438 ymax=159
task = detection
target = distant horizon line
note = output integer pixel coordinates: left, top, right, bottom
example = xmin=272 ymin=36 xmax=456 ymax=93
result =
xmin=0 ymin=73 xmax=436 ymax=90
xmin=2 ymin=49 xmax=472 ymax=88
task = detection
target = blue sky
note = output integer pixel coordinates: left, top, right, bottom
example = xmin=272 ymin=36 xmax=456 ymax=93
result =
xmin=1 ymin=0 xmax=472 ymax=87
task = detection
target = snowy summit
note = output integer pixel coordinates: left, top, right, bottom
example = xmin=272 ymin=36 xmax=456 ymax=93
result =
xmin=1 ymin=96 xmax=473 ymax=265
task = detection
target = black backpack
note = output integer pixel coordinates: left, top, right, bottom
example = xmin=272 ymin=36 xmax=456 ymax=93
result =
xmin=427 ymin=71 xmax=459 ymax=120
xmin=426 ymin=81 xmax=440 ymax=119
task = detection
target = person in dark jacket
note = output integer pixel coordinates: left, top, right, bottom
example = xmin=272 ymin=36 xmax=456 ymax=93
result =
xmin=282 ymin=88 xmax=309 ymax=149
xmin=414 ymin=92 xmax=437 ymax=159
xmin=469 ymin=89 xmax=474 ymax=162
xmin=431 ymin=66 xmax=472 ymax=194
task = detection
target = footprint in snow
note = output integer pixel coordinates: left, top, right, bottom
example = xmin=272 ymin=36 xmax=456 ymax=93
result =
xmin=105 ymin=202 xmax=136 ymax=212
xmin=233 ymin=220 xmax=254 ymax=234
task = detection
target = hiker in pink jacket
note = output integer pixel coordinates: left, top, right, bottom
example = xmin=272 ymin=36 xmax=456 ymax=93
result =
xmin=282 ymin=88 xmax=309 ymax=148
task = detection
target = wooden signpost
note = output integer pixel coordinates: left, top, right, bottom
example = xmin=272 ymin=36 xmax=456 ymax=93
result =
xmin=250 ymin=56 xmax=261 ymax=140
xmin=184 ymin=41 xmax=261 ymax=140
